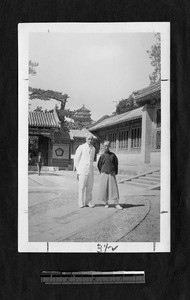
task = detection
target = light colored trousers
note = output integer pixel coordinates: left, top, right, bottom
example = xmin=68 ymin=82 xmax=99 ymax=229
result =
xmin=37 ymin=163 xmax=42 ymax=174
xmin=78 ymin=173 xmax=94 ymax=206
xmin=98 ymin=173 xmax=119 ymax=204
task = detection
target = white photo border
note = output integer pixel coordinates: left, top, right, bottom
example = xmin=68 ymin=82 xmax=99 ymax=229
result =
xmin=18 ymin=22 xmax=170 ymax=253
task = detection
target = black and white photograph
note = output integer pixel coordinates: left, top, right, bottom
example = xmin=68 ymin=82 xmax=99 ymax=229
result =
xmin=18 ymin=22 xmax=170 ymax=252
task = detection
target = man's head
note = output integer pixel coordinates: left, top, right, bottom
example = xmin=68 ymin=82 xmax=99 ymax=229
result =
xmin=86 ymin=135 xmax=93 ymax=145
xmin=103 ymin=140 xmax=110 ymax=152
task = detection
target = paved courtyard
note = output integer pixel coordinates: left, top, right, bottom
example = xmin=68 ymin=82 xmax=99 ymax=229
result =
xmin=28 ymin=169 xmax=160 ymax=243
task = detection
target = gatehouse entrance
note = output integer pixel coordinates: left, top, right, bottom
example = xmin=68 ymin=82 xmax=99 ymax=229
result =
xmin=29 ymin=135 xmax=49 ymax=166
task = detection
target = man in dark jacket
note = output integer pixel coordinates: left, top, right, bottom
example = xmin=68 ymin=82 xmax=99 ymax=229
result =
xmin=97 ymin=141 xmax=123 ymax=209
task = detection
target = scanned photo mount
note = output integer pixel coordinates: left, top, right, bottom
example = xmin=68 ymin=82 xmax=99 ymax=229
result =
xmin=18 ymin=22 xmax=170 ymax=253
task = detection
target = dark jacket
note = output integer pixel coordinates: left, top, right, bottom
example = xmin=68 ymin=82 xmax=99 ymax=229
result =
xmin=97 ymin=151 xmax=118 ymax=175
xmin=36 ymin=155 xmax=43 ymax=165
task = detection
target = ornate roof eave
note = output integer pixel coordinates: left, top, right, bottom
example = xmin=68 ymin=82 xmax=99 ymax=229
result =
xmin=29 ymin=126 xmax=60 ymax=135
xmin=28 ymin=109 xmax=61 ymax=129
xmin=89 ymin=115 xmax=142 ymax=132
xmin=132 ymin=81 xmax=161 ymax=104
xmin=134 ymin=91 xmax=161 ymax=105
xmin=69 ymin=129 xmax=97 ymax=140
xmin=29 ymin=126 xmax=59 ymax=130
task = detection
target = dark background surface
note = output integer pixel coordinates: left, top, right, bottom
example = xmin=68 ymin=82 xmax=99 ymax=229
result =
xmin=0 ymin=0 xmax=190 ymax=299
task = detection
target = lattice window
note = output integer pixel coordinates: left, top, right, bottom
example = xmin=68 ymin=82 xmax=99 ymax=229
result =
xmin=131 ymin=127 xmax=141 ymax=149
xmin=156 ymin=130 xmax=161 ymax=149
xmin=157 ymin=109 xmax=161 ymax=128
xmin=119 ymin=130 xmax=129 ymax=149
xmin=108 ymin=132 xmax=116 ymax=149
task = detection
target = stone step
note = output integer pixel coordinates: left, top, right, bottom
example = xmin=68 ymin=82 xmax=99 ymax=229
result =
xmin=124 ymin=181 xmax=150 ymax=189
xmin=147 ymin=174 xmax=160 ymax=179
xmin=118 ymin=168 xmax=161 ymax=190
xmin=133 ymin=178 xmax=158 ymax=185
xmin=140 ymin=176 xmax=160 ymax=183
xmin=149 ymin=184 xmax=160 ymax=190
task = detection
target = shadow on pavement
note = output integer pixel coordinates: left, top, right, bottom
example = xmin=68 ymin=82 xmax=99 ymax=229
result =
xmin=28 ymin=172 xmax=60 ymax=176
xmin=122 ymin=204 xmax=145 ymax=209
xmin=94 ymin=204 xmax=145 ymax=209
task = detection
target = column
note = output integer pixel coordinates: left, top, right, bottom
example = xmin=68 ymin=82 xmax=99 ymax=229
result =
xmin=128 ymin=124 xmax=132 ymax=151
xmin=141 ymin=104 xmax=153 ymax=163
xmin=116 ymin=131 xmax=119 ymax=153
xmin=48 ymin=135 xmax=53 ymax=166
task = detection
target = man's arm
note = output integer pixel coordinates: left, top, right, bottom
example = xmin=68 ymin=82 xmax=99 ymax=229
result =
xmin=74 ymin=146 xmax=82 ymax=172
xmin=97 ymin=155 xmax=102 ymax=173
xmin=93 ymin=146 xmax=96 ymax=161
xmin=114 ymin=154 xmax=118 ymax=175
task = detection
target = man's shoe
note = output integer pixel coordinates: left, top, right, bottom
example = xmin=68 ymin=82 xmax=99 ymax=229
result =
xmin=115 ymin=204 xmax=123 ymax=210
xmin=105 ymin=205 xmax=109 ymax=208
xmin=79 ymin=205 xmax=84 ymax=208
xmin=88 ymin=203 xmax=95 ymax=208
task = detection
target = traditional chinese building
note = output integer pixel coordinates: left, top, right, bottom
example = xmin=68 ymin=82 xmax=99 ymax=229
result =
xmin=28 ymin=108 xmax=72 ymax=169
xmin=89 ymin=81 xmax=161 ymax=165
xmin=73 ymin=104 xmax=92 ymax=128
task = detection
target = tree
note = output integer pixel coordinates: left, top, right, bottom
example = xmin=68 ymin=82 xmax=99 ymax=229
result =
xmin=34 ymin=106 xmax=43 ymax=112
xmin=29 ymin=60 xmax=39 ymax=76
xmin=29 ymin=87 xmax=69 ymax=110
xmin=28 ymin=60 xmax=71 ymax=137
xmin=147 ymin=33 xmax=161 ymax=84
xmin=28 ymin=136 xmax=39 ymax=161
xmin=116 ymin=95 xmax=138 ymax=115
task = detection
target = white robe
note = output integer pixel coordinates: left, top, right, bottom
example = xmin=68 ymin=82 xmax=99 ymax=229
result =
xmin=98 ymin=172 xmax=119 ymax=204
xmin=74 ymin=143 xmax=95 ymax=206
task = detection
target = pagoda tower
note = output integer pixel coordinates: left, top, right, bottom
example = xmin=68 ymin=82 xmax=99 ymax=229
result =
xmin=74 ymin=104 xmax=92 ymax=128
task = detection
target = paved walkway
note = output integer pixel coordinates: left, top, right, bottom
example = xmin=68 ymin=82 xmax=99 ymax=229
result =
xmin=28 ymin=170 xmax=160 ymax=242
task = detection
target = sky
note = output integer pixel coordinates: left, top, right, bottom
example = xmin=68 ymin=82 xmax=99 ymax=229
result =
xmin=29 ymin=32 xmax=156 ymax=121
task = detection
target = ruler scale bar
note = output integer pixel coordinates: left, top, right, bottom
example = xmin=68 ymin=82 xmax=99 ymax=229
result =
xmin=41 ymin=271 xmax=145 ymax=284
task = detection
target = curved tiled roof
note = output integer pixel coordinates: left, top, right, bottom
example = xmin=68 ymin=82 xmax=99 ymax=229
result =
xmin=89 ymin=107 xmax=143 ymax=132
xmin=28 ymin=109 xmax=61 ymax=128
xmin=133 ymin=81 xmax=161 ymax=101
xmin=89 ymin=82 xmax=160 ymax=132
xmin=88 ymin=115 xmax=110 ymax=129
xmin=69 ymin=128 xmax=97 ymax=140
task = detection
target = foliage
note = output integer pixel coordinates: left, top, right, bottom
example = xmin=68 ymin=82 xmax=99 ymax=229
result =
xmin=147 ymin=33 xmax=161 ymax=84
xmin=29 ymin=60 xmax=39 ymax=76
xmin=29 ymin=87 xmax=69 ymax=109
xmin=60 ymin=108 xmax=93 ymax=129
xmin=34 ymin=106 xmax=43 ymax=112
xmin=28 ymin=136 xmax=39 ymax=160
xmin=64 ymin=117 xmax=92 ymax=130
xmin=28 ymin=60 xmax=92 ymax=130
xmin=59 ymin=109 xmax=76 ymax=119
xmin=116 ymin=95 xmax=138 ymax=115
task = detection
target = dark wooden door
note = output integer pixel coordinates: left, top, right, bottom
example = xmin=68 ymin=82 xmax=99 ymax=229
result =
xmin=38 ymin=136 xmax=49 ymax=166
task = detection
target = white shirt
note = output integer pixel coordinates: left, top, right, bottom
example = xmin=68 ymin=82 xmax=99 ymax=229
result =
xmin=74 ymin=142 xmax=95 ymax=175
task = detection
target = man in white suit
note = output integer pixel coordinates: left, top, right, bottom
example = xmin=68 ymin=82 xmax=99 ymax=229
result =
xmin=74 ymin=134 xmax=96 ymax=208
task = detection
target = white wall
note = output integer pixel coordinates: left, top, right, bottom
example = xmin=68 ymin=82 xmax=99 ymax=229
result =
xmin=150 ymin=151 xmax=160 ymax=165
xmin=116 ymin=153 xmax=142 ymax=165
